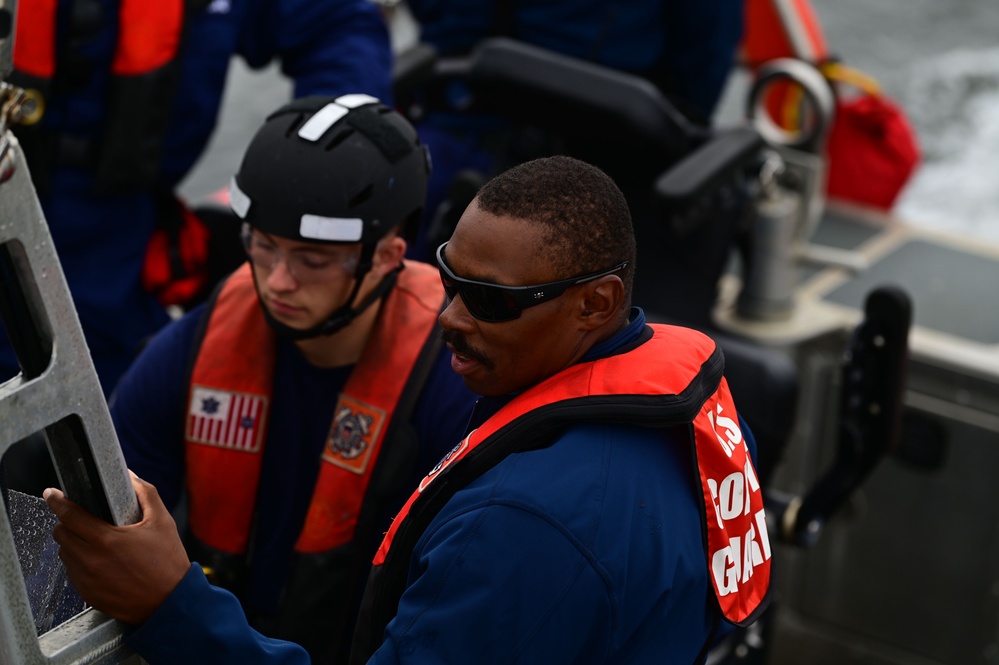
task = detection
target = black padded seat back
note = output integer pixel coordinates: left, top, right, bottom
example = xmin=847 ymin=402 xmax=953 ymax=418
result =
xmin=464 ymin=38 xmax=701 ymax=167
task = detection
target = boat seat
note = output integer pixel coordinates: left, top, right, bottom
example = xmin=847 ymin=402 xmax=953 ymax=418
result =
xmin=459 ymin=37 xmax=700 ymax=164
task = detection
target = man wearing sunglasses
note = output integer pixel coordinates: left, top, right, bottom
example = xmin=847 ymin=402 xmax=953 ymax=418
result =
xmin=46 ymin=156 xmax=769 ymax=664
xmin=95 ymin=95 xmax=477 ymax=663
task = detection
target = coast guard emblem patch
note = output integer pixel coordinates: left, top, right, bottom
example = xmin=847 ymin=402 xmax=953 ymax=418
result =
xmin=323 ymin=394 xmax=386 ymax=474
xmin=186 ymin=386 xmax=267 ymax=452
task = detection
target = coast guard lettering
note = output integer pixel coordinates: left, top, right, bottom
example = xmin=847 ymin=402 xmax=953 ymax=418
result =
xmin=698 ymin=404 xmax=771 ymax=600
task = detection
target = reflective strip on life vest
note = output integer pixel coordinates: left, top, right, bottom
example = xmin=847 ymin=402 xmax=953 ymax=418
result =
xmin=772 ymin=0 xmax=828 ymax=62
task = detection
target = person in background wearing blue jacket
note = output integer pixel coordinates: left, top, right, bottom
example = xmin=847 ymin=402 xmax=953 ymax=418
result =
xmin=45 ymin=156 xmax=771 ymax=664
xmin=410 ymin=0 xmax=741 ymax=123
xmin=5 ymin=0 xmax=393 ymax=394
xmin=400 ymin=0 xmax=745 ymax=259
xmin=103 ymin=95 xmax=477 ymax=663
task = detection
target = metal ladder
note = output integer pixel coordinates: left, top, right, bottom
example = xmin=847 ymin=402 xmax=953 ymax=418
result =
xmin=1 ymin=1 xmax=141 ymax=660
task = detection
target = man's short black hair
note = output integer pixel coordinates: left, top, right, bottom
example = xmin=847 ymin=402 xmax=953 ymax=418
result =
xmin=475 ymin=156 xmax=636 ymax=307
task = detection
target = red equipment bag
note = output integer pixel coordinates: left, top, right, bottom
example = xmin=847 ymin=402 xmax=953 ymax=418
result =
xmin=741 ymin=0 xmax=921 ymax=211
xmin=822 ymin=63 xmax=921 ymax=210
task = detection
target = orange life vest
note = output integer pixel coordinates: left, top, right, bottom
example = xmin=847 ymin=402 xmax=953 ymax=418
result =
xmin=741 ymin=0 xmax=829 ymax=67
xmin=184 ymin=260 xmax=444 ymax=556
xmin=10 ymin=0 xmax=200 ymax=192
xmin=352 ymin=324 xmax=771 ymax=662
xmin=13 ymin=0 xmax=186 ymax=80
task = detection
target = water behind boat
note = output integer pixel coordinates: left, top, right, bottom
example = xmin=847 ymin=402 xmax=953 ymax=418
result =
xmin=179 ymin=0 xmax=999 ymax=242
xmin=813 ymin=0 xmax=999 ymax=243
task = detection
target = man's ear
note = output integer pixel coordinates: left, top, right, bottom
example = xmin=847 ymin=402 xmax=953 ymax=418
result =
xmin=371 ymin=235 xmax=407 ymax=276
xmin=578 ymin=276 xmax=625 ymax=330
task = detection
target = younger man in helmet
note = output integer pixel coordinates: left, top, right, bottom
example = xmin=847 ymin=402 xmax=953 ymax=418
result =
xmin=108 ymin=95 xmax=477 ymax=663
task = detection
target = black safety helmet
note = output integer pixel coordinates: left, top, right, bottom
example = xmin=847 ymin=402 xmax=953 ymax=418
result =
xmin=229 ymin=94 xmax=431 ymax=245
xmin=228 ymin=95 xmax=432 ymax=341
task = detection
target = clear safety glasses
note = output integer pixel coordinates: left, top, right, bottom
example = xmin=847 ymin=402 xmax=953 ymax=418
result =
xmin=241 ymin=224 xmax=359 ymax=284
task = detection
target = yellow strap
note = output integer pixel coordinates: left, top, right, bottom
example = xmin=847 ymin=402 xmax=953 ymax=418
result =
xmin=820 ymin=61 xmax=882 ymax=97
xmin=776 ymin=60 xmax=883 ymax=128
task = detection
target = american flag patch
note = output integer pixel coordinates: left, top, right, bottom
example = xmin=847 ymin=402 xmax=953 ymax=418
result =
xmin=186 ymin=386 xmax=267 ymax=452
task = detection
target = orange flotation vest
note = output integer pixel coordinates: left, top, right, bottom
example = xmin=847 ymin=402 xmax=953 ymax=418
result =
xmin=13 ymin=0 xmax=186 ymax=80
xmin=185 ymin=259 xmax=447 ymax=660
xmin=352 ymin=323 xmax=771 ymax=662
xmin=185 ymin=260 xmax=444 ymax=556
xmin=11 ymin=0 xmax=200 ymax=192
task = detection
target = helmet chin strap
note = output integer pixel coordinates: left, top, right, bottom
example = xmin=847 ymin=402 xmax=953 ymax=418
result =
xmin=253 ymin=244 xmax=403 ymax=342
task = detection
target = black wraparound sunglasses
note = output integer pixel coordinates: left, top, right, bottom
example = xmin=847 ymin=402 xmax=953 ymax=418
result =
xmin=436 ymin=242 xmax=628 ymax=322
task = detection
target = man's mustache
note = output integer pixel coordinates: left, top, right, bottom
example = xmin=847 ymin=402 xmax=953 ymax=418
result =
xmin=441 ymin=329 xmax=494 ymax=370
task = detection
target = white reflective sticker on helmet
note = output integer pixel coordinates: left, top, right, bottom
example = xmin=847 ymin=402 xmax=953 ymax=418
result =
xmin=335 ymin=94 xmax=380 ymax=109
xmin=298 ymin=103 xmax=350 ymax=142
xmin=300 ymin=215 xmax=363 ymax=242
xmin=229 ymin=176 xmax=251 ymax=219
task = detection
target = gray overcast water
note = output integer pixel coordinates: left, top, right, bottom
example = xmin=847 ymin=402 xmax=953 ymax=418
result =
xmin=811 ymin=0 xmax=999 ymax=241
xmin=179 ymin=1 xmax=999 ymax=241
